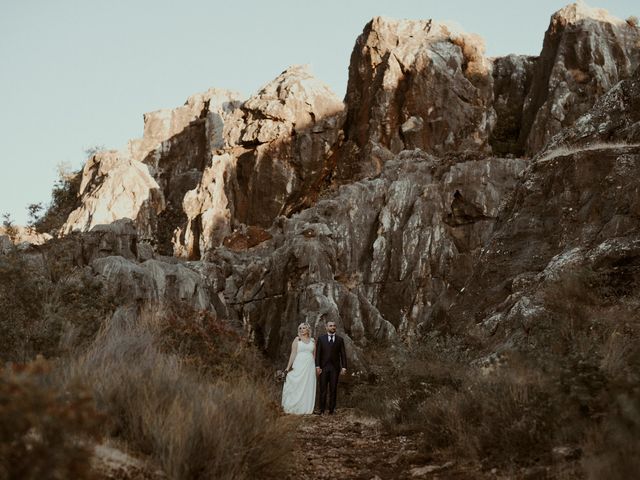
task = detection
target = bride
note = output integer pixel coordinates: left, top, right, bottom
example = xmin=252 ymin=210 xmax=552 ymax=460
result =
xmin=281 ymin=322 xmax=317 ymax=414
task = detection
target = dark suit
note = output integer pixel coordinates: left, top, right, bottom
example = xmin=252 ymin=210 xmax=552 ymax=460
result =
xmin=315 ymin=333 xmax=347 ymax=413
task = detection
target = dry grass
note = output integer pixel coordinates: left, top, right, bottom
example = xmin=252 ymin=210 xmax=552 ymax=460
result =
xmin=64 ymin=306 xmax=294 ymax=480
xmin=536 ymin=142 xmax=640 ymax=164
xmin=156 ymin=302 xmax=269 ymax=382
xmin=0 ymin=357 xmax=101 ymax=480
xmin=352 ymin=299 xmax=640 ymax=475
xmin=352 ymin=348 xmax=559 ymax=466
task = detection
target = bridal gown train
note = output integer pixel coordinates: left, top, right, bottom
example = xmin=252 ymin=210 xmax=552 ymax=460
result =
xmin=281 ymin=339 xmax=316 ymax=414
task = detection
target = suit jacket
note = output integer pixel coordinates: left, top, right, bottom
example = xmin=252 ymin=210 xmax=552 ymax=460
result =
xmin=315 ymin=333 xmax=347 ymax=371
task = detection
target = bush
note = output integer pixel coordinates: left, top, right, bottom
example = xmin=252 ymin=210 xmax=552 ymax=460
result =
xmin=33 ymin=164 xmax=82 ymax=236
xmin=0 ymin=357 xmax=101 ymax=480
xmin=0 ymin=252 xmax=114 ymax=362
xmin=1 ymin=214 xmax=18 ymax=243
xmin=420 ymin=369 xmax=558 ymax=465
xmin=582 ymin=389 xmax=640 ymax=479
xmin=65 ymin=306 xmax=294 ymax=480
xmin=156 ymin=302 xmax=267 ymax=381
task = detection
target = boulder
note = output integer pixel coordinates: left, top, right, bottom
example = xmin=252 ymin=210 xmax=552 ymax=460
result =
xmin=91 ymin=256 xmax=212 ymax=310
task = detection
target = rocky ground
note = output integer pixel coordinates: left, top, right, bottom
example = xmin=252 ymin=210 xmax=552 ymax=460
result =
xmin=287 ymin=409 xmax=429 ymax=480
xmin=287 ymin=409 xmax=499 ymax=480
xmin=286 ymin=409 xmax=585 ymax=480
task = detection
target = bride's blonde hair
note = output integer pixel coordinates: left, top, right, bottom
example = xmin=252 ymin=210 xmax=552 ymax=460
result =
xmin=297 ymin=322 xmax=311 ymax=335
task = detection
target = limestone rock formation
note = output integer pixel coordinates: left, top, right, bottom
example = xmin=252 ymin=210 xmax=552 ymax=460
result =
xmin=342 ymin=17 xmax=495 ymax=177
xmin=44 ymin=2 xmax=640 ymax=368
xmin=216 ymin=151 xmax=525 ymax=363
xmin=176 ymin=65 xmax=344 ymax=261
xmin=91 ymin=256 xmax=212 ymax=311
xmin=229 ymin=65 xmax=344 ymax=225
xmin=519 ymin=2 xmax=640 ymax=155
xmin=62 ymin=150 xmax=165 ymax=237
xmin=541 ymin=65 xmax=640 ymax=153
xmin=445 ymin=73 xmax=640 ymax=354
xmin=63 ymin=67 xmax=344 ymax=260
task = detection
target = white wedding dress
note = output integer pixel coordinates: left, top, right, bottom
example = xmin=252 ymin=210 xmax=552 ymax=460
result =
xmin=281 ymin=338 xmax=316 ymax=414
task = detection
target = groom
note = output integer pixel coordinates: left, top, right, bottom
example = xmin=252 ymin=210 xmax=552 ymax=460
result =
xmin=315 ymin=320 xmax=347 ymax=414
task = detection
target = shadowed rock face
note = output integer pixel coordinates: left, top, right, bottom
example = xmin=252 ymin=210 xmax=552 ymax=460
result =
xmin=444 ymin=70 xmax=640 ymax=355
xmin=214 ymin=152 xmax=525 ymax=364
xmin=490 ymin=55 xmax=537 ymax=156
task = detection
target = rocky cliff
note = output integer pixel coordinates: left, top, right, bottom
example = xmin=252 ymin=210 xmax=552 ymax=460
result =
xmin=15 ymin=2 xmax=639 ymax=368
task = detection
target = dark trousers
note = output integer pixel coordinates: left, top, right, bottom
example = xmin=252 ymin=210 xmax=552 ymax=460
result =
xmin=319 ymin=367 xmax=339 ymax=413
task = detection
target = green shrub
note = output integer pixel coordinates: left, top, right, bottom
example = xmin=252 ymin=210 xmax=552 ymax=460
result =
xmin=33 ymin=164 xmax=82 ymax=236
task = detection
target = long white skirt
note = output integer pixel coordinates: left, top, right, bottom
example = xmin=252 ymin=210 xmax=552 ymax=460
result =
xmin=281 ymin=347 xmax=316 ymax=414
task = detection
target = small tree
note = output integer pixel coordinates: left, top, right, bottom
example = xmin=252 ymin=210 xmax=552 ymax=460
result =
xmin=83 ymin=144 xmax=105 ymax=159
xmin=27 ymin=203 xmax=43 ymax=233
xmin=32 ymin=163 xmax=83 ymax=236
xmin=2 ymin=213 xmax=18 ymax=242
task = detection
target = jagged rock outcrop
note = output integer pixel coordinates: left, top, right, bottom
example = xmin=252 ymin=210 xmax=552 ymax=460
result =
xmin=519 ymin=2 xmax=640 ymax=155
xmin=177 ymin=66 xmax=344 ymax=259
xmin=63 ymin=67 xmax=344 ymax=259
xmin=445 ymin=75 xmax=640 ymax=353
xmin=216 ymin=151 xmax=525 ymax=363
xmin=140 ymin=90 xmax=244 ymax=253
xmin=342 ymin=17 xmax=495 ymax=178
xmin=62 ymin=150 xmax=165 ymax=238
xmin=541 ymin=65 xmax=640 ymax=153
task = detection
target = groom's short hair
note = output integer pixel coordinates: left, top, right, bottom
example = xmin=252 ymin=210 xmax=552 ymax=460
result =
xmin=325 ymin=320 xmax=336 ymax=325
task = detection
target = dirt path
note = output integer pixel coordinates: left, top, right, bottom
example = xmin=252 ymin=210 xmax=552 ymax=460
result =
xmin=285 ymin=408 xmax=463 ymax=480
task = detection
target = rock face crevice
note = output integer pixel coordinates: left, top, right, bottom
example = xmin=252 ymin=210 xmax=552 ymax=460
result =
xmin=490 ymin=55 xmax=537 ymax=156
xmin=36 ymin=2 xmax=640 ymax=367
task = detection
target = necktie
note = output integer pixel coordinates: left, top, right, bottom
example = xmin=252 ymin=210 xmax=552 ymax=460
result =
xmin=329 ymin=335 xmax=334 ymax=343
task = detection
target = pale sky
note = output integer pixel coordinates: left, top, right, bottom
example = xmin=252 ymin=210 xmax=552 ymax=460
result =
xmin=1 ymin=0 xmax=637 ymax=225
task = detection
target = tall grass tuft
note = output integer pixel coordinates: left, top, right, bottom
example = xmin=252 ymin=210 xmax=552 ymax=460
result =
xmin=65 ymin=306 xmax=294 ymax=480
